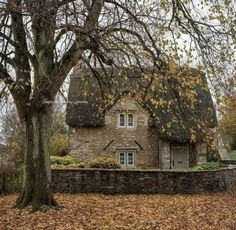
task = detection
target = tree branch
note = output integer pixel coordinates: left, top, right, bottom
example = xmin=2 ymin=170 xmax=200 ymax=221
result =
xmin=8 ymin=0 xmax=31 ymax=97
xmin=84 ymin=0 xmax=104 ymax=33
xmin=0 ymin=52 xmax=16 ymax=68
xmin=0 ymin=63 xmax=15 ymax=88
xmin=104 ymin=27 xmax=163 ymax=68
xmin=104 ymin=0 xmax=163 ymax=64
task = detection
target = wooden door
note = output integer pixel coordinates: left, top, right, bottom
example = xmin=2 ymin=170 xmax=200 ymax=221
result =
xmin=172 ymin=147 xmax=189 ymax=169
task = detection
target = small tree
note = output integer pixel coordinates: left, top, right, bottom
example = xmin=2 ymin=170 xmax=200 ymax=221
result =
xmin=0 ymin=104 xmax=68 ymax=159
xmin=219 ymin=94 xmax=236 ymax=149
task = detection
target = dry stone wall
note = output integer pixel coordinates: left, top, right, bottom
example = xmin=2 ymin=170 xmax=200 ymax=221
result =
xmin=52 ymin=168 xmax=236 ymax=194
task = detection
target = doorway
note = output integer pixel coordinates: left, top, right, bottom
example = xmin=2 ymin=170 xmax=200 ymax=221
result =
xmin=171 ymin=147 xmax=189 ymax=169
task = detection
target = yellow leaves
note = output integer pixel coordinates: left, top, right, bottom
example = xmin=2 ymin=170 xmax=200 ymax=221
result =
xmin=150 ymin=98 xmax=167 ymax=108
xmin=219 ymin=94 xmax=236 ymax=138
xmin=9 ymin=141 xmax=22 ymax=154
xmin=123 ymin=74 xmax=128 ymax=81
xmin=191 ymin=133 xmax=197 ymax=142
xmin=168 ymin=60 xmax=177 ymax=74
xmin=1 ymin=192 xmax=236 ymax=229
xmin=142 ymin=73 xmax=150 ymax=81
xmin=190 ymin=129 xmax=197 ymax=142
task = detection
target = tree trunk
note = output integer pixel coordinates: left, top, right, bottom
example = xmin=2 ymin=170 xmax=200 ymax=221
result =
xmin=16 ymin=107 xmax=57 ymax=211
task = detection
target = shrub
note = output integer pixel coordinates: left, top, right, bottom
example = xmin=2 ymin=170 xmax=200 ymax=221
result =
xmin=75 ymin=162 xmax=86 ymax=168
xmin=49 ymin=133 xmax=68 ymax=156
xmin=0 ymin=164 xmax=23 ymax=194
xmin=50 ymin=155 xmax=77 ymax=166
xmin=51 ymin=162 xmax=86 ymax=169
xmin=50 ymin=156 xmax=87 ymax=168
xmin=192 ymin=162 xmax=226 ymax=171
xmin=88 ymin=156 xmax=121 ymax=169
xmin=207 ymin=146 xmax=220 ymax=162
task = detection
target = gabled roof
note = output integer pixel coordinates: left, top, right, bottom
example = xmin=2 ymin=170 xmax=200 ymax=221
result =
xmin=66 ymin=66 xmax=217 ymax=141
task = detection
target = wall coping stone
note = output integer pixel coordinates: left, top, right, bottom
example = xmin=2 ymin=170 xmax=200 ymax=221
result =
xmin=52 ymin=167 xmax=235 ymax=173
xmin=220 ymin=160 xmax=236 ymax=165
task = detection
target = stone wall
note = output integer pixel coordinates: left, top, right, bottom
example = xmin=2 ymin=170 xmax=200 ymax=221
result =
xmin=52 ymin=168 xmax=236 ymax=194
xmin=159 ymin=140 xmax=170 ymax=169
xmin=69 ymin=95 xmax=159 ymax=169
xmin=196 ymin=142 xmax=207 ymax=163
xmin=68 ymin=95 xmax=208 ymax=169
xmin=220 ymin=160 xmax=236 ymax=165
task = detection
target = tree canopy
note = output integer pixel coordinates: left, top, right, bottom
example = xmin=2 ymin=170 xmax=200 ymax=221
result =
xmin=0 ymin=0 xmax=235 ymax=210
xmin=219 ymin=94 xmax=236 ymax=148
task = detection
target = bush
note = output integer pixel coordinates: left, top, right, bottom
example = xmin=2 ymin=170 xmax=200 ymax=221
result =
xmin=50 ymin=155 xmax=77 ymax=166
xmin=51 ymin=162 xmax=86 ymax=169
xmin=88 ymin=156 xmax=121 ymax=169
xmin=192 ymin=162 xmax=226 ymax=171
xmin=207 ymin=146 xmax=220 ymax=162
xmin=49 ymin=133 xmax=68 ymax=156
xmin=0 ymin=164 xmax=23 ymax=194
xmin=50 ymin=155 xmax=87 ymax=169
xmin=74 ymin=162 xmax=86 ymax=168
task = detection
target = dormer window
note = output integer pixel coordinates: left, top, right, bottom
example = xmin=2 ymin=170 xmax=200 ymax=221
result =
xmin=127 ymin=114 xmax=134 ymax=127
xmin=118 ymin=113 xmax=134 ymax=128
xmin=119 ymin=113 xmax=125 ymax=127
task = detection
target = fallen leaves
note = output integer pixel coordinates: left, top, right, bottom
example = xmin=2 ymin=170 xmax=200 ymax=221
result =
xmin=0 ymin=191 xmax=236 ymax=230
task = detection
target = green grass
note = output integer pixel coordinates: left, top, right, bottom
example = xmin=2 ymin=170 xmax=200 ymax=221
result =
xmin=191 ymin=162 xmax=225 ymax=171
xmin=228 ymin=150 xmax=236 ymax=159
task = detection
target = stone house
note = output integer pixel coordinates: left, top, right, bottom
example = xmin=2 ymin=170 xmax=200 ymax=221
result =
xmin=66 ymin=66 xmax=217 ymax=169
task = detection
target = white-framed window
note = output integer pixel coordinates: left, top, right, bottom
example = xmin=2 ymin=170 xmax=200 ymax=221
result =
xmin=119 ymin=152 xmax=126 ymax=166
xmin=127 ymin=152 xmax=134 ymax=166
xmin=127 ymin=114 xmax=134 ymax=127
xmin=119 ymin=113 xmax=125 ymax=127
xmin=118 ymin=113 xmax=134 ymax=128
xmin=117 ymin=151 xmax=135 ymax=167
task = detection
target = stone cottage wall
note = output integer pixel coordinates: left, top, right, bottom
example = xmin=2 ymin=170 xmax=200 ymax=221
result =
xmin=189 ymin=143 xmax=197 ymax=167
xmin=69 ymin=96 xmax=159 ymax=169
xmin=159 ymin=140 xmax=171 ymax=169
xmin=52 ymin=168 xmax=236 ymax=194
xmin=196 ymin=142 xmax=207 ymax=163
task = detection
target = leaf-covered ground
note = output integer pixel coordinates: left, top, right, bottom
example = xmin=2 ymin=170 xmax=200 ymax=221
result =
xmin=0 ymin=192 xmax=236 ymax=230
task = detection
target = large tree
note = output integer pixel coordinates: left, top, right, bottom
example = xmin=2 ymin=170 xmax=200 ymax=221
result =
xmin=0 ymin=0 xmax=234 ymax=210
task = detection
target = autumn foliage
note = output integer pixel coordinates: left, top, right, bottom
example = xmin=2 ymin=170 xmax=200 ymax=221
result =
xmin=0 ymin=192 xmax=236 ymax=229
xmin=219 ymin=95 xmax=236 ymax=149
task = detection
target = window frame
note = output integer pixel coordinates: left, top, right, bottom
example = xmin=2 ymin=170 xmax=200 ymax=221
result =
xmin=127 ymin=113 xmax=134 ymax=128
xmin=117 ymin=151 xmax=135 ymax=167
xmin=118 ymin=113 xmax=126 ymax=128
xmin=118 ymin=152 xmax=126 ymax=166
xmin=117 ymin=113 xmax=135 ymax=128
xmin=127 ymin=152 xmax=134 ymax=166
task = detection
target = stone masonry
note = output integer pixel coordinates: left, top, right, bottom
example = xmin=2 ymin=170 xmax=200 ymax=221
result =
xmin=69 ymin=95 xmax=159 ymax=168
xmin=69 ymin=95 xmax=207 ymax=169
xmin=52 ymin=168 xmax=236 ymax=194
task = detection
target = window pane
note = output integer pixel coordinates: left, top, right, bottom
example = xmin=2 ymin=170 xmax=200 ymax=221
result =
xmin=119 ymin=114 xmax=125 ymax=127
xmin=119 ymin=152 xmax=125 ymax=165
xmin=127 ymin=152 xmax=134 ymax=165
xmin=127 ymin=114 xmax=134 ymax=127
